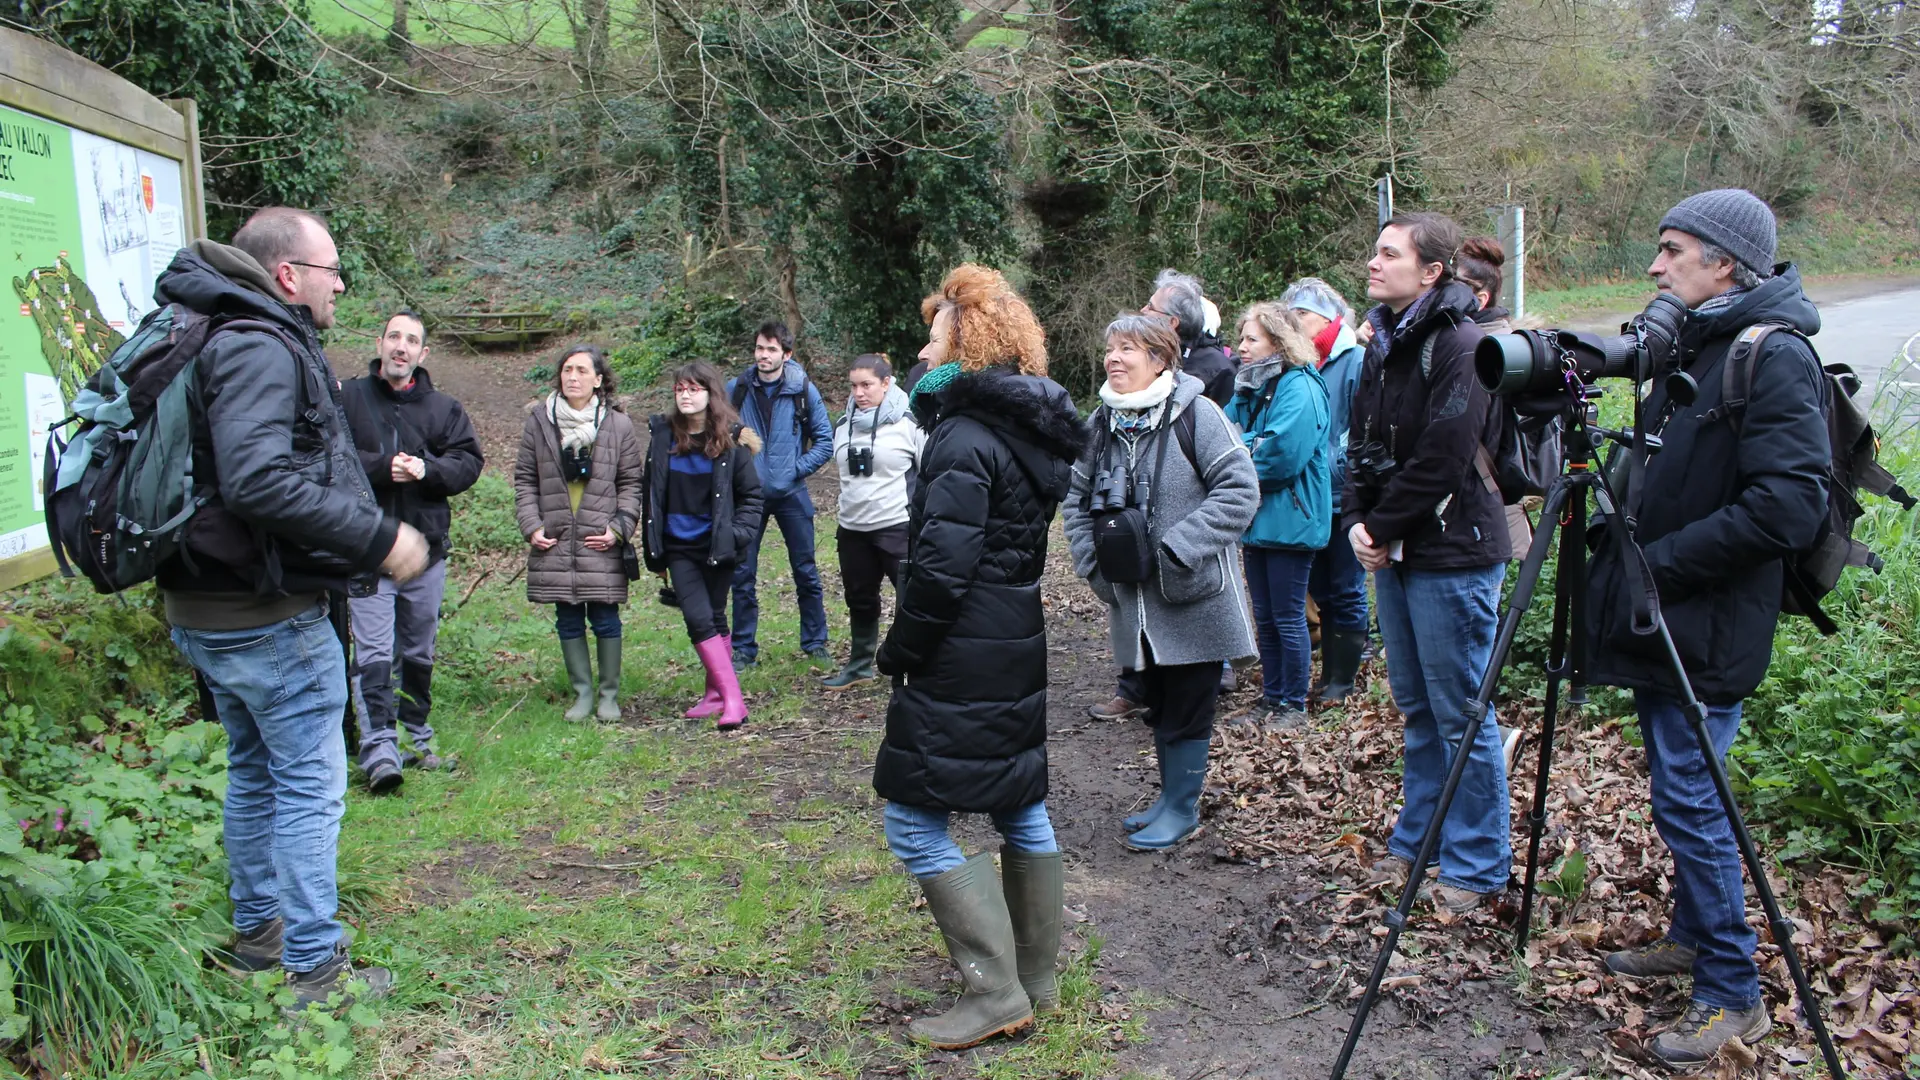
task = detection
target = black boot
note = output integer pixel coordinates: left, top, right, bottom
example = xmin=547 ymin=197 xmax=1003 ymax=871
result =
xmin=1314 ymin=629 xmax=1366 ymax=703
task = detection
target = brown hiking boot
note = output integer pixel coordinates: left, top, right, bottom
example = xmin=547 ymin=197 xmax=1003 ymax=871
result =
xmin=1087 ymin=696 xmax=1148 ymax=721
xmin=1428 ymin=883 xmax=1500 ymax=915
xmin=1365 ymin=855 xmax=1412 ymax=890
xmin=1604 ymin=936 xmax=1697 ymax=980
xmin=286 ymin=942 xmax=393 ymax=1015
xmin=1650 ymin=1000 xmax=1771 ymax=1068
xmin=215 ymin=917 xmax=283 ymax=972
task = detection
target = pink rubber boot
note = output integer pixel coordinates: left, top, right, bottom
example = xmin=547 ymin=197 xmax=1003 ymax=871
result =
xmin=684 ymin=642 xmax=723 ymax=719
xmin=693 ymin=635 xmax=749 ymax=730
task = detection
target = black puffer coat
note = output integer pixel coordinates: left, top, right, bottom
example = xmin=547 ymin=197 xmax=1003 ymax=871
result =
xmin=639 ymin=416 xmax=765 ymax=570
xmin=872 ymin=367 xmax=1090 ymax=813
xmin=1588 ymin=267 xmax=1829 ymax=703
xmin=1342 ymin=280 xmax=1511 ymax=570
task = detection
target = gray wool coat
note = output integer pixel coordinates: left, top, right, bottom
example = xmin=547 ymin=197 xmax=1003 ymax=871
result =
xmin=513 ymin=398 xmax=645 ymax=605
xmin=1064 ymin=372 xmax=1260 ymax=670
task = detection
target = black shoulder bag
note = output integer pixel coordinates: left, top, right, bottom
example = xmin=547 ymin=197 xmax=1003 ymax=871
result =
xmin=1084 ymin=405 xmax=1179 ymax=584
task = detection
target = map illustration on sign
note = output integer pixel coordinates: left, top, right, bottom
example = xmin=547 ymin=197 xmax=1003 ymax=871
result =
xmin=14 ymin=255 xmax=124 ymax=404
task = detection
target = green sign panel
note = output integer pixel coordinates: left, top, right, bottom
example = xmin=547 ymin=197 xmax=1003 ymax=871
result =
xmin=0 ymin=101 xmax=188 ymax=568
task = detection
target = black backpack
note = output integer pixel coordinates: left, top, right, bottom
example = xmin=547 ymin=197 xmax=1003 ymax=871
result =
xmin=43 ymin=305 xmax=289 ymax=593
xmin=1713 ymin=323 xmax=1915 ymax=634
xmin=731 ymin=374 xmax=820 ymax=455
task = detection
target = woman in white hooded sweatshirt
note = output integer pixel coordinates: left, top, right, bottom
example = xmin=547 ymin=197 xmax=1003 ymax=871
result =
xmin=822 ymin=353 xmax=926 ymax=689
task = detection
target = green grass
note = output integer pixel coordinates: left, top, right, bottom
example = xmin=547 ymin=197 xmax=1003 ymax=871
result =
xmin=307 ymin=0 xmax=580 ymax=46
xmin=334 ymin=521 xmax=1140 ymax=1078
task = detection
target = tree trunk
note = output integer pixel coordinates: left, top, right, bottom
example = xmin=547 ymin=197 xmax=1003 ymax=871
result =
xmin=389 ymin=0 xmax=410 ymax=54
xmin=775 ymin=243 xmax=803 ymax=343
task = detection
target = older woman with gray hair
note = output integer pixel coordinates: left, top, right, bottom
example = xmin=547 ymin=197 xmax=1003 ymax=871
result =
xmin=1064 ymin=313 xmax=1258 ymax=851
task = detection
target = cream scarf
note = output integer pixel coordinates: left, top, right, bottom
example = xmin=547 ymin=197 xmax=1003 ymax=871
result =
xmin=550 ymin=393 xmax=603 ymax=453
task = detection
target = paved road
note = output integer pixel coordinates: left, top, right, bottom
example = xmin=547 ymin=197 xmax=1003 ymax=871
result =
xmin=1564 ymin=278 xmax=1920 ymax=398
xmin=1808 ymin=284 xmax=1920 ymax=393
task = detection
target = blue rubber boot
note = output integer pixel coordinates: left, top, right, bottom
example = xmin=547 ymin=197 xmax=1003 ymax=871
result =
xmin=1123 ymin=737 xmax=1210 ymax=851
xmin=1122 ymin=733 xmax=1169 ymax=832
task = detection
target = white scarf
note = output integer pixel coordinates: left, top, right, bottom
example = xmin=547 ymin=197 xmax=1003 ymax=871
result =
xmin=1099 ymin=369 xmax=1176 ymax=429
xmin=550 ymin=393 xmax=603 ymax=453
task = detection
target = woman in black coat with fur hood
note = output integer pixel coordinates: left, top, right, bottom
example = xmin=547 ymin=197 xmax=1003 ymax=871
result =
xmin=872 ymin=265 xmax=1089 ymax=1051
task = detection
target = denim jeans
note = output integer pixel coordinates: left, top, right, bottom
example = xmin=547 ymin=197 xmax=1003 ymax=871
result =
xmin=1636 ymin=692 xmax=1759 ymax=1010
xmin=883 ymin=801 xmax=1058 ymax=879
xmin=1308 ymin=534 xmax=1370 ymax=633
xmin=731 ymin=488 xmax=828 ymax=658
xmin=1244 ymin=546 xmax=1316 ymax=709
xmin=1373 ymin=562 xmax=1511 ymax=893
xmin=171 ymin=600 xmax=348 ymax=972
xmin=555 ymin=601 xmax=622 ymax=640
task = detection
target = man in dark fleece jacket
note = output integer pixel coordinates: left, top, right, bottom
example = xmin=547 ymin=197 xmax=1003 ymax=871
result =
xmin=341 ymin=310 xmax=485 ymax=789
xmin=1587 ymin=190 xmax=1829 ymax=1070
xmin=156 ymin=208 xmax=424 ymax=1008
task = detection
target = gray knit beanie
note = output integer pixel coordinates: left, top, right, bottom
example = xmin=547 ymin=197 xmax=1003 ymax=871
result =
xmin=1658 ymin=188 xmax=1778 ymax=276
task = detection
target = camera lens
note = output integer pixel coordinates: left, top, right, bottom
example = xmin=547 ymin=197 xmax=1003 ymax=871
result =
xmin=1475 ymin=332 xmax=1553 ymax=396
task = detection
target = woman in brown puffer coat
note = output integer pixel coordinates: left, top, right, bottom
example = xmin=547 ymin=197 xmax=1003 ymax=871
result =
xmin=514 ymin=344 xmax=645 ymax=721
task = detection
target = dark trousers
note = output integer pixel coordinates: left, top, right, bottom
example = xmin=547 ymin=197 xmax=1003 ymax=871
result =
xmin=555 ymin=601 xmax=622 ymax=640
xmin=1308 ymin=531 xmax=1370 ymax=633
xmin=667 ymin=554 xmax=733 ymax=643
xmin=837 ymin=524 xmax=908 ymax=620
xmin=1138 ymin=658 xmax=1223 ymax=742
xmin=731 ymin=489 xmax=828 ymax=657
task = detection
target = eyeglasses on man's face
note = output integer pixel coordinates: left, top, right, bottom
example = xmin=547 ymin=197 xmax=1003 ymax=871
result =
xmin=288 ymin=261 xmax=351 ymax=290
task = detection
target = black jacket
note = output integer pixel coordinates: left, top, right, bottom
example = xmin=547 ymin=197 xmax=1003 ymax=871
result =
xmin=872 ymin=367 xmax=1089 ymax=813
xmin=1182 ymin=331 xmax=1237 ymax=407
xmin=1588 ymin=266 xmax=1829 ymax=703
xmin=640 ymin=416 xmax=765 ymax=571
xmin=340 ymin=362 xmax=485 ymax=568
xmin=1342 ymin=280 xmax=1511 ymax=570
xmin=153 ymin=243 xmax=395 ymax=609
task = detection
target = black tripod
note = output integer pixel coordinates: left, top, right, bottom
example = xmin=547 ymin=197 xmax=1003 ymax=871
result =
xmin=1329 ymin=396 xmax=1847 ymax=1080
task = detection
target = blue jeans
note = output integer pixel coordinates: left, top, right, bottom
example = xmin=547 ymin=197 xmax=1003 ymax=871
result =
xmin=1636 ymin=692 xmax=1759 ymax=1010
xmin=170 ymin=601 xmax=348 ymax=972
xmin=1309 ymin=533 xmax=1370 ymax=633
xmin=731 ymin=488 xmax=827 ymax=658
xmin=1244 ymin=546 xmax=1315 ymax=709
xmin=555 ymin=601 xmax=622 ymax=640
xmin=1374 ymin=563 xmax=1511 ymax=893
xmin=883 ymin=801 xmax=1058 ymax=879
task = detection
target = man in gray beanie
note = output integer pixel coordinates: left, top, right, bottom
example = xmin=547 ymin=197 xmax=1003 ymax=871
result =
xmin=1584 ymin=187 xmax=1829 ymax=1067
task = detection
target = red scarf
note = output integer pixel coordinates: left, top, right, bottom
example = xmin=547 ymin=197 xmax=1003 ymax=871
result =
xmin=1312 ymin=317 xmax=1343 ymax=366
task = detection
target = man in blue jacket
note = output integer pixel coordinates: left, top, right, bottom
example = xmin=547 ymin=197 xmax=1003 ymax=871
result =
xmin=728 ymin=321 xmax=834 ymax=664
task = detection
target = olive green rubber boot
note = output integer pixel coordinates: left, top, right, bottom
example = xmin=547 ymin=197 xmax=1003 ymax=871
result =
xmin=1000 ymin=849 xmax=1064 ymax=1015
xmin=909 ymin=853 xmax=1035 ymax=1049
xmin=594 ymin=636 xmax=623 ymax=721
xmin=560 ymin=636 xmax=594 ymax=721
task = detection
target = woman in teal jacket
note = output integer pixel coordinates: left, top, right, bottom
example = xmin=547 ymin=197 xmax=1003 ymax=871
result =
xmin=1224 ymin=302 xmax=1330 ymax=726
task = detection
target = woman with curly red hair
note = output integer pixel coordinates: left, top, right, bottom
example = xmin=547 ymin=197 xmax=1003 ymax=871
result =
xmin=871 ymin=264 xmax=1088 ymax=1049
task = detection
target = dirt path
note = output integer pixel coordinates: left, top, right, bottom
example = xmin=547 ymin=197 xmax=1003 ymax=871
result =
xmin=401 ymin=341 xmax=1582 ymax=1077
xmin=1020 ymin=578 xmax=1578 ymax=1080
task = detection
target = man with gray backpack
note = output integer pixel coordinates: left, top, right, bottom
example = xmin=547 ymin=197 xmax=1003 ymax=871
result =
xmin=50 ymin=208 xmax=426 ymax=1009
xmin=1584 ymin=189 xmax=1888 ymax=1068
